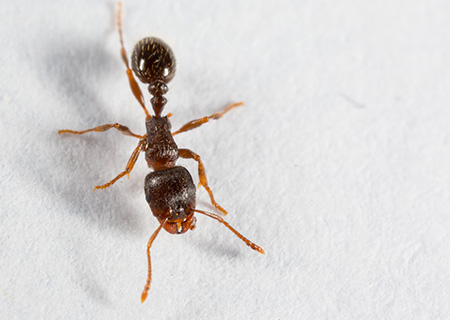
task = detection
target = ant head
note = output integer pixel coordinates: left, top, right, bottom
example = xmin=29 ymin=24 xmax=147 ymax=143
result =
xmin=131 ymin=37 xmax=176 ymax=85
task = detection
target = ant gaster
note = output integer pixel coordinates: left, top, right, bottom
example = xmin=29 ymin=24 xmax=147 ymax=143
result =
xmin=58 ymin=3 xmax=264 ymax=303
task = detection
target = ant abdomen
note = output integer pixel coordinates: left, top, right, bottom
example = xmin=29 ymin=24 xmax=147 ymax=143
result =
xmin=131 ymin=37 xmax=176 ymax=85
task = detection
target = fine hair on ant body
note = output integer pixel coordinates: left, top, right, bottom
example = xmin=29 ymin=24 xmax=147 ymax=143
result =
xmin=58 ymin=3 xmax=264 ymax=303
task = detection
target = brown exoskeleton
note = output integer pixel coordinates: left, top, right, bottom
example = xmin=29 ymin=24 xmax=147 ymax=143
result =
xmin=58 ymin=3 xmax=264 ymax=303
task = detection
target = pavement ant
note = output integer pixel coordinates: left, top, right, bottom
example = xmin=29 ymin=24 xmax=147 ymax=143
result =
xmin=58 ymin=3 xmax=265 ymax=303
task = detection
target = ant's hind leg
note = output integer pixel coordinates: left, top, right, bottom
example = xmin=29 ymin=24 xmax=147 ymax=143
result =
xmin=172 ymin=102 xmax=243 ymax=135
xmin=178 ymin=148 xmax=228 ymax=215
xmin=94 ymin=137 xmax=146 ymax=190
xmin=116 ymin=2 xmax=150 ymax=117
xmin=58 ymin=123 xmax=144 ymax=139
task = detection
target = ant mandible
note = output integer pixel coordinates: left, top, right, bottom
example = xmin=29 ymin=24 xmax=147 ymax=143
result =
xmin=58 ymin=3 xmax=265 ymax=303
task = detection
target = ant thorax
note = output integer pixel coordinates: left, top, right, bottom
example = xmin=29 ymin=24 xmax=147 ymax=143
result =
xmin=144 ymin=116 xmax=178 ymax=170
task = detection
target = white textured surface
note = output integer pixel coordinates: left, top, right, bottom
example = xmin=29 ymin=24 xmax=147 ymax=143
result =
xmin=1 ymin=0 xmax=450 ymax=319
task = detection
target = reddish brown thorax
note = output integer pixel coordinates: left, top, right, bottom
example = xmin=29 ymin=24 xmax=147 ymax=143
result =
xmin=144 ymin=116 xmax=178 ymax=170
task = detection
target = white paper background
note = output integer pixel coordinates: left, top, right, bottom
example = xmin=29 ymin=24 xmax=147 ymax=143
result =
xmin=1 ymin=0 xmax=450 ymax=319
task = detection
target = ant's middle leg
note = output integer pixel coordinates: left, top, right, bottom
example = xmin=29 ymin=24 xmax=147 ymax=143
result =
xmin=172 ymin=102 xmax=243 ymax=136
xmin=178 ymin=148 xmax=228 ymax=215
xmin=58 ymin=123 xmax=144 ymax=139
xmin=95 ymin=137 xmax=146 ymax=190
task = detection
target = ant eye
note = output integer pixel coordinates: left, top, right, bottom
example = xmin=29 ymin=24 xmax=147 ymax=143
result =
xmin=131 ymin=37 xmax=176 ymax=84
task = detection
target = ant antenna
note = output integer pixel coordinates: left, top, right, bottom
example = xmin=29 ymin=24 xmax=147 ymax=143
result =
xmin=193 ymin=209 xmax=265 ymax=254
xmin=141 ymin=218 xmax=168 ymax=303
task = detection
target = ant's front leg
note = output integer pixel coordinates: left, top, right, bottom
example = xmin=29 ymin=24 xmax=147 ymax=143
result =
xmin=178 ymin=148 xmax=227 ymax=215
xmin=95 ymin=137 xmax=146 ymax=190
xmin=172 ymin=102 xmax=243 ymax=135
xmin=58 ymin=123 xmax=145 ymax=139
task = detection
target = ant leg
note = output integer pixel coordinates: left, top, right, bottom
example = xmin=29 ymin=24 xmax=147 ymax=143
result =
xmin=116 ymin=2 xmax=150 ymax=117
xmin=172 ymin=102 xmax=243 ymax=135
xmin=179 ymin=148 xmax=228 ymax=215
xmin=94 ymin=137 xmax=146 ymax=190
xmin=58 ymin=123 xmax=144 ymax=139
xmin=194 ymin=209 xmax=265 ymax=254
xmin=141 ymin=218 xmax=168 ymax=303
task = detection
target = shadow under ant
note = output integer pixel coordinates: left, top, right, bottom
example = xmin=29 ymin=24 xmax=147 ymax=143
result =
xmin=42 ymin=35 xmax=147 ymax=237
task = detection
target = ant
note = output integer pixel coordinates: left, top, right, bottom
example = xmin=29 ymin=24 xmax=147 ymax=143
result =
xmin=58 ymin=3 xmax=265 ymax=303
